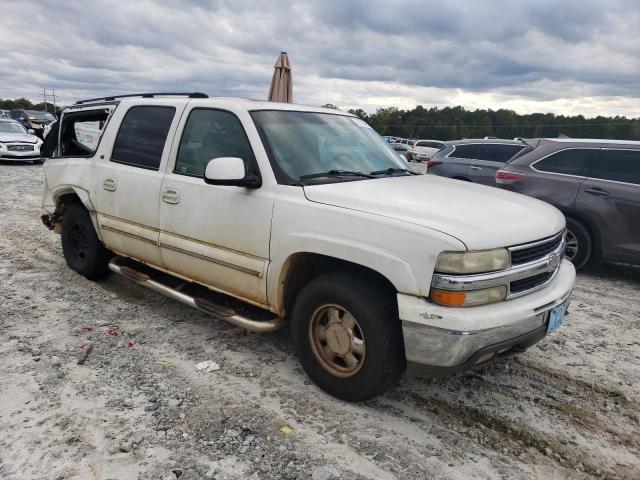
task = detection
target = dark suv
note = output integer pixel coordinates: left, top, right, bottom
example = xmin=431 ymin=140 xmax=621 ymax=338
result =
xmin=426 ymin=139 xmax=526 ymax=185
xmin=495 ymin=138 xmax=640 ymax=268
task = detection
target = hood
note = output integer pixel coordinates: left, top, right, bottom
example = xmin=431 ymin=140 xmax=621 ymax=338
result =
xmin=303 ymin=175 xmax=565 ymax=250
xmin=0 ymin=132 xmax=39 ymax=144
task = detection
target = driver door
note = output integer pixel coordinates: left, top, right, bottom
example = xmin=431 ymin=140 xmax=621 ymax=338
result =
xmin=158 ymin=107 xmax=274 ymax=306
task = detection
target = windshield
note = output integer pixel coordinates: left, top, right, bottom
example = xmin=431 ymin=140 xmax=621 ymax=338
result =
xmin=251 ymin=110 xmax=407 ymax=184
xmin=27 ymin=111 xmax=55 ymax=122
xmin=0 ymin=122 xmax=27 ymax=134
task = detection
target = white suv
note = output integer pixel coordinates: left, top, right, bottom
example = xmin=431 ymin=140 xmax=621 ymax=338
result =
xmin=407 ymin=139 xmax=445 ymax=162
xmin=41 ymin=93 xmax=575 ymax=401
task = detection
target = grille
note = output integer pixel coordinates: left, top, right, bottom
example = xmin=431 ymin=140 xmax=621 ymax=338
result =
xmin=7 ymin=144 xmax=34 ymax=152
xmin=510 ymin=271 xmax=553 ymax=294
xmin=510 ymin=234 xmax=563 ymax=265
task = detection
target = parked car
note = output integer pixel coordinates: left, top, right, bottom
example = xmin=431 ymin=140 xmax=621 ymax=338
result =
xmin=10 ymin=109 xmax=55 ymax=138
xmin=495 ymin=138 xmax=640 ymax=269
xmin=407 ymin=139 xmax=445 ymax=162
xmin=0 ymin=119 xmax=43 ymax=163
xmin=392 ymin=142 xmax=410 ymax=157
xmin=41 ymin=93 xmax=575 ymax=401
xmin=426 ymin=139 xmax=527 ymax=185
xmin=0 ymin=109 xmax=10 ymax=119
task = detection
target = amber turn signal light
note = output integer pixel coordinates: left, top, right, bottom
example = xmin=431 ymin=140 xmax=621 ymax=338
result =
xmin=430 ymin=289 xmax=467 ymax=307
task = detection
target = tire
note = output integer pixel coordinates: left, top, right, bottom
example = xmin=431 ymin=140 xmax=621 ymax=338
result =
xmin=565 ymin=218 xmax=592 ymax=269
xmin=61 ymin=202 xmax=112 ymax=279
xmin=33 ymin=158 xmax=45 ymax=164
xmin=291 ymin=271 xmax=405 ymax=401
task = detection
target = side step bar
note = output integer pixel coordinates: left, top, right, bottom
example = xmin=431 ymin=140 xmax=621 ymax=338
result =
xmin=108 ymin=257 xmax=285 ymax=333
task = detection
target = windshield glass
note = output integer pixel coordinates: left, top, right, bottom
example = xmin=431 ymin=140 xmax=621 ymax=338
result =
xmin=0 ymin=121 xmax=27 ymax=134
xmin=251 ymin=110 xmax=406 ymax=184
xmin=27 ymin=111 xmax=55 ymax=122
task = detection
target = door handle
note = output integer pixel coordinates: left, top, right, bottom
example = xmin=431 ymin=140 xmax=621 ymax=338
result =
xmin=584 ymin=187 xmax=609 ymax=196
xmin=161 ymin=188 xmax=180 ymax=204
xmin=469 ymin=166 xmax=482 ymax=170
xmin=102 ymin=177 xmax=117 ymax=191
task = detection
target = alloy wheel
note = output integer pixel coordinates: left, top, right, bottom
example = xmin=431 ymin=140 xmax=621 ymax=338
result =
xmin=308 ymin=304 xmax=366 ymax=378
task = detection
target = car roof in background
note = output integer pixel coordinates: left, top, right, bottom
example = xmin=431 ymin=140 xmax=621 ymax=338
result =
xmin=541 ymin=138 xmax=640 ymax=147
xmin=444 ymin=138 xmax=523 ymax=146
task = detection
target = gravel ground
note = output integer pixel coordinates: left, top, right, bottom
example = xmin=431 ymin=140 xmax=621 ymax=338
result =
xmin=1 ymin=161 xmax=639 ymax=480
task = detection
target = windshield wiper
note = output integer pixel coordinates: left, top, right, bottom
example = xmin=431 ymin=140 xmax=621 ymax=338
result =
xmin=370 ymin=167 xmax=420 ymax=176
xmin=299 ymin=170 xmax=375 ymax=181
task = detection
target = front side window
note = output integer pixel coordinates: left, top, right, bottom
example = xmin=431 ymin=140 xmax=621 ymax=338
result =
xmin=591 ymin=149 xmax=640 ymax=185
xmin=251 ymin=111 xmax=406 ymax=184
xmin=175 ymin=109 xmax=256 ymax=177
xmin=111 ymin=106 xmax=175 ymax=170
xmin=534 ymin=149 xmax=597 ymax=176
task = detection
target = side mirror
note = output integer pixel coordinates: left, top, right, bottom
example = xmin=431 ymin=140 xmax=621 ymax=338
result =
xmin=203 ymin=157 xmax=261 ymax=189
xmin=28 ymin=129 xmax=35 ymax=135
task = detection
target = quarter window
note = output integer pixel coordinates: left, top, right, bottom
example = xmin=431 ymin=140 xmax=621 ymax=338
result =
xmin=477 ymin=144 xmax=524 ymax=162
xmin=534 ymin=149 xmax=597 ymax=176
xmin=449 ymin=144 xmax=482 ymax=159
xmin=591 ymin=150 xmax=640 ymax=185
xmin=111 ymin=106 xmax=175 ymax=170
xmin=174 ymin=109 xmax=256 ymax=177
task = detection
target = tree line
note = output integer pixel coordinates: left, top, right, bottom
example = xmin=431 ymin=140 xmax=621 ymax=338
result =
xmin=3 ymin=96 xmax=638 ymax=140
xmin=323 ymin=105 xmax=640 ymax=141
xmin=1 ymin=97 xmax=58 ymax=114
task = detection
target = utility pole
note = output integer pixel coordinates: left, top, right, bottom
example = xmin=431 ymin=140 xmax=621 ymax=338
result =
xmin=39 ymin=89 xmax=59 ymax=113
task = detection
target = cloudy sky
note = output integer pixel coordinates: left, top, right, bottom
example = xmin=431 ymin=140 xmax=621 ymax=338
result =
xmin=2 ymin=0 xmax=639 ymax=117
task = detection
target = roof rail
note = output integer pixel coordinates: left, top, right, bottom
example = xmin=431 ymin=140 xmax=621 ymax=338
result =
xmin=75 ymin=92 xmax=209 ymax=105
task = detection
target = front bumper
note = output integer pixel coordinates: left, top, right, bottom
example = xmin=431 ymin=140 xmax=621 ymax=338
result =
xmin=0 ymin=149 xmax=41 ymax=161
xmin=400 ymin=259 xmax=575 ymax=375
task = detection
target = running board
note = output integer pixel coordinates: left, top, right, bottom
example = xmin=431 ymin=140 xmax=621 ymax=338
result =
xmin=108 ymin=257 xmax=284 ymax=333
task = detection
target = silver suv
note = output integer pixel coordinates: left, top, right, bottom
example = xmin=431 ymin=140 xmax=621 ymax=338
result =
xmin=426 ymin=139 xmax=526 ymax=185
xmin=496 ymin=138 xmax=640 ymax=268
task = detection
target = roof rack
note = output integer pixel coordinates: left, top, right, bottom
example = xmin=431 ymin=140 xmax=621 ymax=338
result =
xmin=75 ymin=92 xmax=209 ymax=105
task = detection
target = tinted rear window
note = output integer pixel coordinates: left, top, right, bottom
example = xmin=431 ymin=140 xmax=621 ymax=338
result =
xmin=477 ymin=144 xmax=523 ymax=162
xmin=591 ymin=149 xmax=640 ymax=185
xmin=534 ymin=149 xmax=597 ymax=176
xmin=111 ymin=106 xmax=175 ymax=170
xmin=449 ymin=144 xmax=482 ymax=159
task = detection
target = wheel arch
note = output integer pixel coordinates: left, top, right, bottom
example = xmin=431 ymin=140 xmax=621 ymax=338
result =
xmin=275 ymin=252 xmax=401 ymax=318
xmin=557 ymin=207 xmax=601 ymax=259
xmin=48 ymin=186 xmax=103 ymax=241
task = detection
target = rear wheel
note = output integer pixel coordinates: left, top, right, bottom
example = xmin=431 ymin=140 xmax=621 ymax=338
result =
xmin=565 ymin=218 xmax=592 ymax=269
xmin=61 ymin=202 xmax=112 ymax=279
xmin=291 ymin=271 xmax=405 ymax=401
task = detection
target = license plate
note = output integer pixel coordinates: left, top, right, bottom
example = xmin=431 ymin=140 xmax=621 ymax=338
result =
xmin=547 ymin=301 xmax=568 ymax=333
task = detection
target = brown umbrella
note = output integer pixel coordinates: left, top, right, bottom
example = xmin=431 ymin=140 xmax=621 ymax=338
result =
xmin=268 ymin=52 xmax=292 ymax=103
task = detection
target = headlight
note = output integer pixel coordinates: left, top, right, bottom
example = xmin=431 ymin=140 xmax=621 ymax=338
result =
xmin=430 ymin=286 xmax=507 ymax=307
xmin=435 ymin=249 xmax=510 ymax=274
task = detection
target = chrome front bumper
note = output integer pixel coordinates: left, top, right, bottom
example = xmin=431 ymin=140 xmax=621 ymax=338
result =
xmin=400 ymin=259 xmax=575 ymax=375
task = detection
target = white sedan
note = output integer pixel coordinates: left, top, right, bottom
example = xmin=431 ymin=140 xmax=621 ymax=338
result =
xmin=0 ymin=119 xmax=43 ymax=163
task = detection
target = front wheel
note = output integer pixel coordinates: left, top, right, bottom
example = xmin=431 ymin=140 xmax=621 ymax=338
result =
xmin=291 ymin=271 xmax=405 ymax=401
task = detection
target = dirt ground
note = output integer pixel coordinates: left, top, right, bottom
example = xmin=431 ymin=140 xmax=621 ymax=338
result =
xmin=1 ymin=162 xmax=639 ymax=480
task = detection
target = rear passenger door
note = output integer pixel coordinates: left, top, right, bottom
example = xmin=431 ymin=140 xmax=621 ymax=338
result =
xmin=472 ymin=144 xmax=524 ymax=186
xmin=575 ymin=148 xmax=640 ymax=263
xmin=95 ymin=101 xmax=186 ymax=268
xmin=529 ymin=148 xmax=597 ymax=209
xmin=443 ymin=144 xmax=479 ymax=180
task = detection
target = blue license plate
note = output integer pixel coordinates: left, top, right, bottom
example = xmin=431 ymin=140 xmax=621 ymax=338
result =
xmin=547 ymin=301 xmax=568 ymax=333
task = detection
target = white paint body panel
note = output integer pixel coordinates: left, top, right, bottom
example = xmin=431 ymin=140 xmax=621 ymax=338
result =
xmin=42 ymin=96 xmax=572 ymax=339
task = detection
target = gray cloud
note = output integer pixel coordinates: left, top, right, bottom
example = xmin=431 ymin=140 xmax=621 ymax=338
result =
xmin=1 ymin=0 xmax=638 ymax=116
